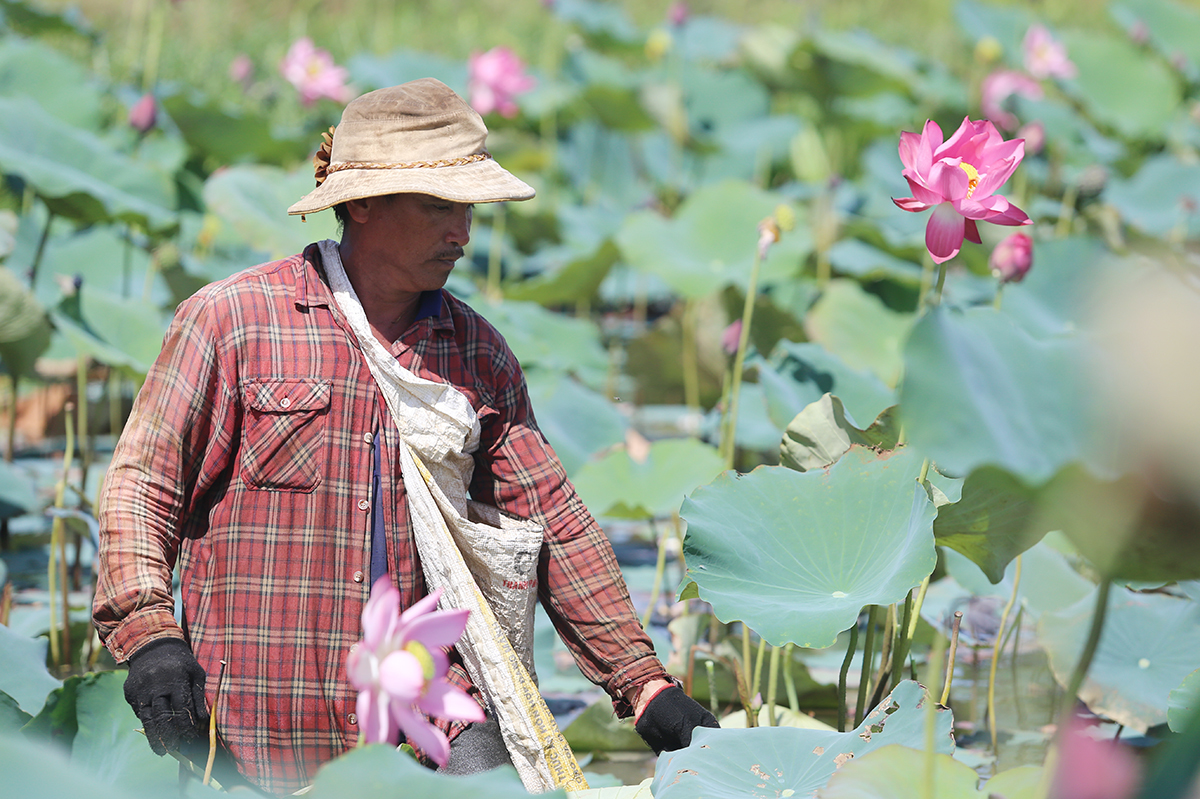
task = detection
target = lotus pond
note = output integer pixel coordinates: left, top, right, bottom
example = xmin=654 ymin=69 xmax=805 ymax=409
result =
xmin=1 ymin=0 xmax=1200 ymax=797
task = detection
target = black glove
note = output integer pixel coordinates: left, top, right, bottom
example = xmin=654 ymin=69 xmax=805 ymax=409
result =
xmin=635 ymin=686 xmax=720 ymax=754
xmin=123 ymin=638 xmax=209 ymax=756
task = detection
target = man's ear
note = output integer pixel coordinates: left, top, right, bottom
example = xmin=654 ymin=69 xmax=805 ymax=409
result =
xmin=344 ymin=197 xmax=372 ymax=224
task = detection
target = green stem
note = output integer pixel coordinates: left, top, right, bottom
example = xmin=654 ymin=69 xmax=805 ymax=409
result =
xmin=783 ymin=643 xmax=799 ymax=712
xmin=922 ymin=631 xmax=948 ymax=799
xmin=1010 ymin=606 xmax=1025 ymax=729
xmin=681 ymin=299 xmax=700 ymax=418
xmin=740 ymin=624 xmax=756 ymax=727
xmin=838 ymin=621 xmax=860 ymax=732
xmin=141 ymin=0 xmax=165 ymax=92
xmin=1055 ymin=183 xmax=1079 ymax=239
xmin=47 ymin=403 xmax=76 ymax=669
xmin=766 ymin=645 xmax=782 ymax=727
xmin=916 ymin=253 xmax=935 ymax=314
xmin=891 ymin=591 xmax=914 ymax=688
xmin=989 ymin=554 xmax=1023 ymax=752
xmin=642 ymin=522 xmax=668 ymax=629
xmin=932 ymin=261 xmax=948 ymax=306
xmin=670 ymin=512 xmax=688 ymax=616
xmin=752 ymin=637 xmax=768 ymax=704
xmin=705 ymin=660 xmax=719 ymax=717
xmin=721 ymin=246 xmax=764 ymax=469
xmin=5 ymin=374 xmax=16 ymax=463
xmin=993 ymin=281 xmax=1005 ymax=310
xmin=940 ymin=611 xmax=963 ymax=705
xmin=1060 ymin=579 xmax=1112 ymax=720
xmin=856 ymin=606 xmax=878 ymax=724
xmin=28 ymin=210 xmax=54 ymax=287
xmin=907 ymin=574 xmax=931 ymax=640
xmin=486 ymin=204 xmax=506 ymax=300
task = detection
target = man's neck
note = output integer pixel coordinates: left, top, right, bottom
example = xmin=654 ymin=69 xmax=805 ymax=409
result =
xmin=337 ymin=240 xmax=422 ymax=346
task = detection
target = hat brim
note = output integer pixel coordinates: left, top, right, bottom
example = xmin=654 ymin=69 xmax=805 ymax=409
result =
xmin=287 ymin=158 xmax=535 ymax=216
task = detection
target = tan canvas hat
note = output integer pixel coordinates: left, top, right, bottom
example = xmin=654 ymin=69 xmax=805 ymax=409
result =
xmin=287 ymin=78 xmax=535 ymax=216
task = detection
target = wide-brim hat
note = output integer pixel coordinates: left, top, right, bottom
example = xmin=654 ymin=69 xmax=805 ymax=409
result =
xmin=287 ymin=78 xmax=535 ymax=216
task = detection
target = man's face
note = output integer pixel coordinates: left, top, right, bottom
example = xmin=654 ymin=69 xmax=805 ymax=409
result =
xmin=356 ymin=193 xmax=474 ymax=293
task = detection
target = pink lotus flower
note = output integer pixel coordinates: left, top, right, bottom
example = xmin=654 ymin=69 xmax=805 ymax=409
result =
xmin=128 ymin=93 xmax=156 ymax=133
xmin=1023 ymin=25 xmax=1077 ymax=80
xmin=893 ymin=117 xmax=1031 ymax=264
xmin=989 ymin=232 xmax=1033 ymax=283
xmin=1049 ymin=718 xmax=1143 ymax=799
xmin=279 ymin=37 xmax=352 ymax=106
xmin=1017 ymin=120 xmax=1045 ymax=156
xmin=668 ymin=1 xmax=689 ymax=27
xmin=721 ymin=319 xmax=742 ymax=355
xmin=468 ymin=47 xmax=536 ymax=118
xmin=347 ymin=578 xmax=484 ymax=766
xmin=229 ymin=54 xmax=253 ymax=87
xmin=981 ymin=69 xmax=1043 ymax=131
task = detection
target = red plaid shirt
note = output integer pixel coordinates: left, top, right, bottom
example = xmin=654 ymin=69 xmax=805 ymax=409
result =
xmin=93 ymin=246 xmax=666 ymax=794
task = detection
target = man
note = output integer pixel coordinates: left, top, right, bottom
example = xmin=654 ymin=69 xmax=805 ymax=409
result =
xmin=93 ymin=78 xmax=716 ymax=795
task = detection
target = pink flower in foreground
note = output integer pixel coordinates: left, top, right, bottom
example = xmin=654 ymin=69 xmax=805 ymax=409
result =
xmin=1048 ymin=718 xmax=1143 ymax=799
xmin=990 ymin=231 xmax=1033 ymax=283
xmin=468 ymin=47 xmax=536 ymax=118
xmin=893 ymin=117 xmax=1031 ymax=264
xmin=1023 ymin=24 xmax=1077 ymax=80
xmin=347 ymin=579 xmax=483 ymax=766
xmin=128 ymin=93 xmax=157 ymax=133
xmin=981 ymin=69 xmax=1043 ymax=131
xmin=280 ymin=37 xmax=352 ymax=106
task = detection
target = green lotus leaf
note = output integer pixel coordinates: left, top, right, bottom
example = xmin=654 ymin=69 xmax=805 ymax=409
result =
xmin=1063 ymin=30 xmax=1181 ymax=141
xmin=504 ymin=239 xmax=618 ymax=306
xmin=0 ymin=264 xmax=51 ymax=379
xmin=0 ymin=690 xmax=31 ymax=732
xmin=563 ymin=698 xmax=649 ymax=752
xmin=0 ymin=459 xmax=37 ymax=519
xmin=827 ymin=239 xmax=923 ymax=285
xmin=572 ymin=437 xmax=724 ymax=520
xmin=651 ymin=681 xmax=953 ymax=799
xmin=50 ymin=287 xmax=168 ymax=379
xmin=1039 ymin=588 xmax=1200 ymax=732
xmin=0 ymin=624 xmax=59 ymax=716
xmin=570 ymin=779 xmax=653 ymax=799
xmin=161 ymin=91 xmax=309 ymax=166
xmin=1111 ymin=0 xmax=1200 ymax=79
xmin=553 ymin=0 xmax=639 ymax=43
xmin=615 ymin=180 xmax=808 ymax=299
xmin=70 ymin=671 xmax=178 ymax=793
xmin=34 ymin=226 xmax=167 ymax=308
xmin=681 ymin=447 xmax=936 ymax=648
xmin=953 ymin=0 xmax=1035 ymax=64
xmin=525 ymin=369 xmax=626 ymax=477
xmin=0 ymin=97 xmax=176 ymax=231
xmin=202 ymin=164 xmax=339 ymax=259
xmin=0 ymin=0 xmax=95 ymax=39
xmin=1169 ymin=669 xmax=1200 ymax=734
xmin=306 ymin=742 xmax=543 ymax=799
xmin=764 ymin=341 xmax=896 ymax=430
xmin=347 ymin=50 xmax=467 ymax=95
xmin=674 ymin=17 xmax=744 ymax=63
xmin=1103 ymin=154 xmax=1200 ymax=240
xmin=899 ymin=305 xmax=1102 ymax=486
xmin=780 ymin=394 xmax=899 ymax=472
xmin=998 ymin=236 xmax=1109 ymax=340
xmin=804 ymin=280 xmax=914 ymax=387
xmin=0 ymin=732 xmax=136 ymax=799
xmin=932 ymin=466 xmax=1049 ymax=584
xmin=0 ymin=37 xmax=102 ymax=129
xmin=818 ymin=744 xmax=1044 ymax=799
xmin=476 ymin=297 xmax=609 ymax=389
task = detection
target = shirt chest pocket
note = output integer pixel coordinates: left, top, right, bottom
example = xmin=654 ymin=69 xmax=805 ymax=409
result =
xmin=240 ymin=378 xmax=332 ymax=492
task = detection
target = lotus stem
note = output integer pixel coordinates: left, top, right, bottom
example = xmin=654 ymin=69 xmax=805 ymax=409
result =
xmin=47 ymin=403 xmax=76 ymax=669
xmin=721 ymin=244 xmax=764 ymax=469
xmin=486 ymin=204 xmax=506 ymax=300
xmin=705 ymin=660 xmax=718 ymax=717
xmin=1055 ymin=183 xmax=1079 ymax=239
xmin=1061 ymin=579 xmax=1112 ymax=721
xmin=671 ymin=512 xmax=688 ymax=614
xmin=932 ymin=261 xmax=948 ymax=306
xmin=892 ymin=590 xmax=915 ymax=688
xmin=908 ymin=574 xmax=932 ymax=640
xmin=4 ymin=375 xmax=16 ymax=464
xmin=681 ymin=299 xmax=700 ymax=417
xmin=204 ymin=660 xmax=227 ymax=786
xmin=642 ymin=521 xmax=668 ymax=629
xmin=993 ymin=282 xmax=1005 ymax=310
xmin=0 ymin=581 xmax=11 ymax=626
xmin=940 ymin=611 xmax=963 ymax=705
xmin=916 ymin=253 xmax=936 ymax=314
xmin=783 ymin=643 xmax=799 ymax=712
xmin=922 ymin=632 xmax=948 ymax=799
xmin=766 ymin=644 xmax=781 ymax=727
xmin=752 ymin=637 xmax=768 ymax=706
xmin=740 ymin=624 xmax=756 ymax=727
xmin=856 ymin=606 xmax=878 ymax=724
xmin=989 ymin=554 xmax=1023 ymax=752
xmin=838 ymin=621 xmax=860 ymax=732
xmin=28 ymin=210 xmax=54 ymax=287
xmin=1010 ymin=606 xmax=1025 ymax=728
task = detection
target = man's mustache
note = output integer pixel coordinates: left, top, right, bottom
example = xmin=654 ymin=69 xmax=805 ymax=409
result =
xmin=435 ymin=249 xmax=465 ymax=261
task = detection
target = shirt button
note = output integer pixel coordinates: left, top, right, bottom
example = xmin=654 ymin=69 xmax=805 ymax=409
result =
xmin=363 ymin=432 xmax=373 ymax=444
xmin=280 ymin=397 xmax=292 ymax=408
xmin=353 ymin=570 xmax=364 ymax=583
xmin=357 ymin=499 xmax=370 ymax=511
xmin=348 ymin=712 xmax=357 ymax=725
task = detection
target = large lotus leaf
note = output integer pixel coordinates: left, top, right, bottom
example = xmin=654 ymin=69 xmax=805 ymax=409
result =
xmin=0 ymin=732 xmax=138 ymax=799
xmin=681 ymin=447 xmax=936 ymax=647
xmin=1038 ymin=588 xmax=1200 ymax=732
xmin=780 ymin=394 xmax=899 ymax=472
xmin=0 ymin=458 xmax=37 ymax=519
xmin=651 ymin=681 xmax=953 ymax=799
xmin=1062 ymin=31 xmax=1180 ymax=141
xmin=0 ymin=624 xmax=59 ymax=716
xmin=553 ymin=0 xmax=639 ymax=43
xmin=953 ymin=0 xmax=1035 ymax=63
xmin=572 ymin=437 xmax=724 ymax=520
xmin=475 ymin=297 xmax=609 ymax=389
xmin=1169 ymin=669 xmax=1200 ymax=733
xmin=524 ymin=369 xmax=626 ymax=477
xmin=0 ymin=37 xmax=102 ymax=129
xmin=34 ymin=225 xmax=166 ymax=308
xmin=681 ymin=67 xmax=769 ymax=137
xmin=818 ymin=745 xmax=1043 ymax=799
xmin=306 ymin=741 xmax=544 ymax=799
xmin=70 ymin=671 xmax=178 ymax=793
xmin=1103 ymin=154 xmax=1200 ymax=240
xmin=161 ymin=92 xmax=308 ymax=166
xmin=932 ymin=466 xmax=1051 ymax=584
xmin=50 ymin=287 xmax=168 ymax=379
xmin=203 ymin=164 xmax=339 ymax=259
xmin=1111 ymin=0 xmax=1200 ymax=81
xmin=998 ymin=236 xmax=1109 ymax=340
xmin=0 ymin=690 xmax=31 ymax=732
xmin=810 ymin=29 xmax=962 ymax=106
xmin=0 ymin=97 xmax=175 ymax=231
xmin=705 ymin=115 xmax=805 ymax=183
xmin=0 ymin=264 xmax=51 ymax=379
xmin=899 ymin=305 xmax=1102 ymax=486
xmin=504 ymin=239 xmax=618 ymax=306
xmin=616 ymin=180 xmax=808 ymax=299
xmin=804 ymin=280 xmax=914 ymax=387
xmin=559 ymin=123 xmax=653 ymax=209
xmin=347 ymin=50 xmax=467 ymax=95
xmin=827 ymin=239 xmax=923 ymax=285
xmin=570 ymin=779 xmax=653 ymax=799
xmin=21 ymin=674 xmax=83 ymax=747
xmin=563 ymin=697 xmax=648 ymax=752
xmin=764 ymin=342 xmax=896 ymax=430
xmin=699 ymin=381 xmax=793 ymax=453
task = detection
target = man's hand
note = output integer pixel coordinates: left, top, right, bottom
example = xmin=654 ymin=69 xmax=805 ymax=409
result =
xmin=633 ymin=681 xmax=719 ymax=754
xmin=123 ymin=638 xmax=209 ymax=756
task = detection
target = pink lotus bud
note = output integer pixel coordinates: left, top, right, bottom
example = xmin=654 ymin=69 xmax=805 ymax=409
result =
xmin=1049 ymin=717 xmax=1142 ymax=799
xmin=229 ymin=54 xmax=253 ymax=85
xmin=722 ymin=319 xmax=742 ymax=355
xmin=1017 ymin=120 xmax=1045 ymax=156
xmin=1128 ymin=20 xmax=1150 ymax=45
xmin=990 ymin=232 xmax=1033 ymax=283
xmin=128 ymin=93 xmax=157 ymax=133
xmin=668 ymin=1 xmax=689 ymax=27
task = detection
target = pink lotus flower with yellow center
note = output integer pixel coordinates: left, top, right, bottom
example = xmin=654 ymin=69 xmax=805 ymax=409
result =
xmin=468 ymin=47 xmax=536 ymax=118
xmin=893 ymin=117 xmax=1031 ymax=264
xmin=348 ymin=578 xmax=484 ymax=766
xmin=279 ymin=37 xmax=352 ymax=106
xmin=1023 ymin=24 xmax=1078 ymax=80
